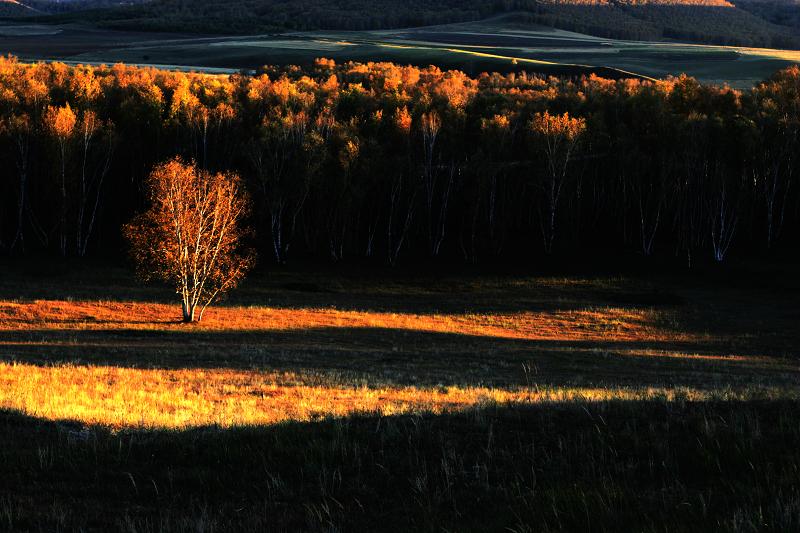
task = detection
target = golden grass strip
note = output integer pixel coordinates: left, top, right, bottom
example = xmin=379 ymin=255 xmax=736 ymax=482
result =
xmin=0 ymin=299 xmax=676 ymax=342
xmin=0 ymin=362 xmax=791 ymax=430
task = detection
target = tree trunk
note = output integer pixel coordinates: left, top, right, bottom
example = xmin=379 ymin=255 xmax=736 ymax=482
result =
xmin=11 ymin=167 xmax=26 ymax=253
xmin=182 ymin=300 xmax=196 ymax=323
xmin=60 ymin=143 xmax=67 ymax=257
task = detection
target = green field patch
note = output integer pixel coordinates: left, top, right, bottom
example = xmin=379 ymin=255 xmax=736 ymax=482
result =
xmin=394 ymin=30 xmax=607 ymax=48
xmin=210 ymin=38 xmax=356 ymax=51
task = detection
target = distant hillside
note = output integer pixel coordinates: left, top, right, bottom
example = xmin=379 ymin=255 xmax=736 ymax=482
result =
xmin=735 ymin=0 xmax=800 ymax=32
xmin=0 ymin=0 xmax=39 ymax=16
xmin=11 ymin=0 xmax=800 ymax=49
xmin=12 ymin=0 xmax=148 ymax=14
xmin=527 ymin=0 xmax=800 ymax=47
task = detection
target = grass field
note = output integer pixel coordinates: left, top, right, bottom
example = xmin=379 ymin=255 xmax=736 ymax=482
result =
xmin=0 ymin=264 xmax=798 ymax=530
xmin=1 ymin=15 xmax=799 ymax=86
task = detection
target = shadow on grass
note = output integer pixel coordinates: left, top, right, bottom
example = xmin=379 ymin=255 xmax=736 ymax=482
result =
xmin=1 ymin=266 xmax=797 ymax=355
xmin=0 ymin=266 xmax=691 ymax=315
xmin=0 ymin=325 xmax=796 ymax=389
xmin=1 ymin=398 xmax=799 ymax=531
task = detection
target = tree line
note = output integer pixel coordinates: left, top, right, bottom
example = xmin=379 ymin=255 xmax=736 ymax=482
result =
xmin=0 ymin=56 xmax=798 ymax=267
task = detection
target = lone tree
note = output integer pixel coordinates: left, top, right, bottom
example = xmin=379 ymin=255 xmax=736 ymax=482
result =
xmin=125 ymin=158 xmax=254 ymax=322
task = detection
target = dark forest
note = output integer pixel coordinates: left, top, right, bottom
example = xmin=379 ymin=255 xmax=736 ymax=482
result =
xmin=1 ymin=56 xmax=797 ymax=268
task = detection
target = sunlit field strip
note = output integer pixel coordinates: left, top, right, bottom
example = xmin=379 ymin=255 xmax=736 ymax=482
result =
xmin=2 ymin=298 xmax=777 ymax=430
xmin=0 ymin=299 xmax=680 ymax=342
xmin=2 ymin=362 xmax=793 ymax=429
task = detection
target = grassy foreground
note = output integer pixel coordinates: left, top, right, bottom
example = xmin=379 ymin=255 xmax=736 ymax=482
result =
xmin=0 ymin=266 xmax=798 ymax=531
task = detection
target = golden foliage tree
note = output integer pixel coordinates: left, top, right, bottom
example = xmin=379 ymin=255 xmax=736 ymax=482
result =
xmin=125 ymin=158 xmax=254 ymax=322
xmin=529 ymin=111 xmax=586 ymax=254
xmin=44 ymin=103 xmax=77 ymax=256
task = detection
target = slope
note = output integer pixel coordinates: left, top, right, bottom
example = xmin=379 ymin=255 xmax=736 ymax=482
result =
xmin=10 ymin=0 xmax=800 ymax=49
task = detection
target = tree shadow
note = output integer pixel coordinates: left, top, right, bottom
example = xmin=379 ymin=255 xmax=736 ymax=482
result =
xmin=1 ymin=396 xmax=799 ymax=532
xmin=0 ymin=266 xmax=691 ymax=315
xmin=0 ymin=325 xmax=795 ymax=390
xmin=0 ymin=266 xmax=797 ymax=391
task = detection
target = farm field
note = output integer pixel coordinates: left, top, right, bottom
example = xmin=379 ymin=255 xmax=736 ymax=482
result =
xmin=1 ymin=16 xmax=800 ymax=85
xmin=0 ymin=265 xmax=799 ymax=530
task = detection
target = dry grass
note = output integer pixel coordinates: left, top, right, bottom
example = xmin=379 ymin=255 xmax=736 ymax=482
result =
xmin=0 ymin=298 xmax=681 ymax=428
xmin=4 ymin=361 xmax=790 ymax=429
xmin=1 ymin=269 xmax=799 ymax=531
xmin=0 ymin=298 xmax=671 ymax=341
xmin=0 ymin=271 xmax=797 ymax=430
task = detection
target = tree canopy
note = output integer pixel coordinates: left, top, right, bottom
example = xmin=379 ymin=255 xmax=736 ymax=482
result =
xmin=0 ymin=56 xmax=798 ymax=268
xmin=125 ymin=158 xmax=253 ymax=322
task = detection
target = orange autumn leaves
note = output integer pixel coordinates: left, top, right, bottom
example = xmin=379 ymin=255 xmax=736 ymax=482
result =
xmin=44 ymin=102 xmax=77 ymax=139
xmin=125 ymin=159 xmax=254 ymax=322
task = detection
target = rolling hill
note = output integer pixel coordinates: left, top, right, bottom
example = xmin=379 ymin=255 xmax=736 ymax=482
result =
xmin=736 ymin=0 xmax=800 ymax=31
xmin=0 ymin=0 xmax=39 ymax=16
xmin=6 ymin=0 xmax=800 ymax=49
xmin=11 ymin=0 xmax=148 ymax=13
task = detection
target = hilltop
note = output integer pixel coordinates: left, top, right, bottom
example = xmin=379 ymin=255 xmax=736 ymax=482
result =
xmin=0 ymin=0 xmax=38 ymax=16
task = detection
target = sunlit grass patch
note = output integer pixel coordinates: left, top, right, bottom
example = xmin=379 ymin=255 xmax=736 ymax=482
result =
xmin=0 ymin=271 xmax=798 ymax=530
xmin=1 ymin=362 xmax=795 ymax=429
xmin=0 ymin=273 xmax=797 ymax=429
xmin=0 ymin=298 xmax=676 ymax=343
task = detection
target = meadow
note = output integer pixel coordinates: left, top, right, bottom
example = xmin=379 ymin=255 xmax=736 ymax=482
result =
xmin=2 ymin=16 xmax=800 ymax=86
xmin=0 ymin=264 xmax=798 ymax=530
